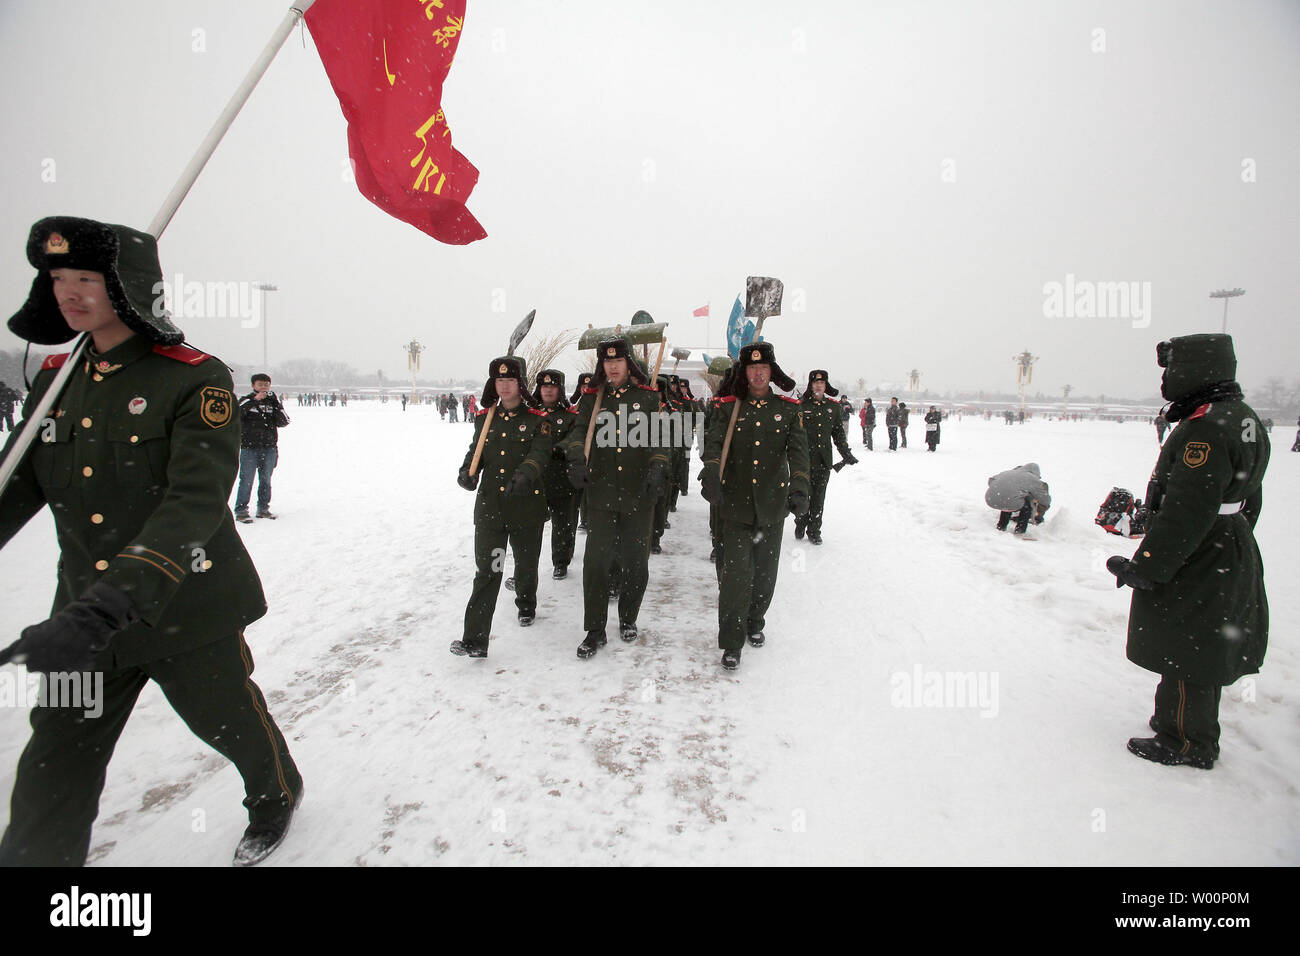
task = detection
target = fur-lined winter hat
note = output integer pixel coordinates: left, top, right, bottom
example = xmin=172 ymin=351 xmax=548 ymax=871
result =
xmin=531 ymin=368 xmax=566 ymax=405
xmin=729 ymin=340 xmax=795 ymax=397
xmin=591 ymin=337 xmax=649 ymax=387
xmin=678 ymin=378 xmax=695 ymax=398
xmin=1157 ymin=334 xmax=1237 ymax=403
xmin=9 ymin=216 xmax=184 ymax=346
xmin=803 ymin=369 xmax=839 ymax=398
xmin=569 ymin=372 xmax=593 ymax=404
xmin=480 ymin=355 xmax=533 ymax=407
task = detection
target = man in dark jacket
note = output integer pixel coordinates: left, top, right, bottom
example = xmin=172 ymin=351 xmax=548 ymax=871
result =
xmin=0 ymin=216 xmax=301 ymax=866
xmin=796 ymin=370 xmax=857 ymax=544
xmin=898 ymin=401 xmax=910 ymax=448
xmin=924 ymin=406 xmax=941 ymax=451
xmin=532 ymin=368 xmax=579 ymax=578
xmin=1108 ymin=334 xmax=1269 ymax=770
xmin=234 ymin=373 xmax=289 ymax=522
xmin=0 ymin=380 xmax=19 ymax=432
xmin=885 ymin=397 xmax=900 ymax=450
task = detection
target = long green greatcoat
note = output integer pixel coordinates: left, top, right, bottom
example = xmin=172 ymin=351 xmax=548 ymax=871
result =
xmin=537 ymin=402 xmax=578 ymax=501
xmin=801 ymin=394 xmax=853 ymax=467
xmin=461 ymin=402 xmax=553 ymax=525
xmin=1127 ymin=398 xmax=1269 ymax=685
xmin=0 ymin=335 xmax=267 ymax=667
xmin=703 ymin=390 xmax=811 ymax=524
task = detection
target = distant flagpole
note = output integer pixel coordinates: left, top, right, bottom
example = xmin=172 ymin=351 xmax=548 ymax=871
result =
xmin=149 ymin=2 xmax=318 ymax=237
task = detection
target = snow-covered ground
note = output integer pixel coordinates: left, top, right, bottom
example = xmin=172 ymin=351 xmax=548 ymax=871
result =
xmin=0 ymin=405 xmax=1296 ymax=865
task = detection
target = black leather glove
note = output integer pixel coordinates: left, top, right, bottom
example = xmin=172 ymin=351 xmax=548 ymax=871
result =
xmin=642 ymin=460 xmax=667 ymax=498
xmin=507 ymin=470 xmax=533 ymax=496
xmin=788 ymin=490 xmax=810 ymax=517
xmin=2 ymin=581 xmax=137 ymax=672
xmin=701 ymin=470 xmax=722 ymax=504
xmin=843 ymin=452 xmax=859 ymax=466
xmin=1106 ymin=556 xmax=1157 ymax=591
xmin=567 ymin=459 xmax=588 ymax=490
xmin=457 ymin=467 xmax=479 ymax=491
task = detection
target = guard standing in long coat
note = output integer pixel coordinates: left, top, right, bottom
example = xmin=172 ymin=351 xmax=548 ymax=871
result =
xmin=532 ymin=368 xmax=579 ymax=578
xmin=1107 ymin=334 xmax=1269 ymax=769
xmin=701 ymin=342 xmax=810 ymax=669
xmin=452 ymin=357 xmax=553 ymax=656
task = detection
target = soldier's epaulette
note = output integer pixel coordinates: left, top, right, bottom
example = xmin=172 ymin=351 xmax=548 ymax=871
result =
xmin=635 ymin=384 xmax=658 ymax=392
xmin=1187 ymin=403 xmax=1211 ymax=420
xmin=582 ymin=386 xmax=599 ymax=395
xmin=476 ymin=406 xmax=491 ymax=417
xmin=778 ymin=395 xmax=801 ymax=405
xmin=41 ymin=352 xmax=71 ymax=371
xmin=825 ymin=394 xmax=841 ymax=404
xmin=527 ymin=407 xmax=548 ymax=417
xmin=152 ymin=344 xmax=211 ymax=365
xmin=713 ymin=396 xmax=738 ymax=405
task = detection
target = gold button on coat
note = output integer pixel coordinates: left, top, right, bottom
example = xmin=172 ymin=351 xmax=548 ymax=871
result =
xmin=91 ymin=513 xmax=104 ymax=524
xmin=94 ymin=560 xmax=109 ymax=571
xmin=129 ymin=435 xmax=139 ymax=443
xmin=82 ymin=466 xmax=93 ymax=477
xmin=81 ymin=417 xmax=92 ymax=427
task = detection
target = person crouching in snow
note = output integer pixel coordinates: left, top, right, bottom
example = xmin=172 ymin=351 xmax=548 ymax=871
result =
xmin=985 ymin=463 xmax=1051 ymax=534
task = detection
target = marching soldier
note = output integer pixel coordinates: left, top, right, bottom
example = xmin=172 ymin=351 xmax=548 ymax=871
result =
xmin=796 ymin=370 xmax=857 ymax=545
xmin=563 ymin=338 xmax=668 ymax=659
xmin=1108 ymin=334 xmax=1269 ymax=770
xmin=0 ymin=217 xmax=302 ymax=866
xmin=532 ymin=368 xmax=579 ymax=578
xmin=702 ymin=361 xmax=736 ymax=563
xmin=701 ymin=342 xmax=810 ymax=670
xmin=452 ymin=357 xmax=553 ymax=657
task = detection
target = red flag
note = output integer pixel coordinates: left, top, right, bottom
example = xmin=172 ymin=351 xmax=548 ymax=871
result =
xmin=692 ymin=304 xmax=709 ymax=317
xmin=305 ymin=0 xmax=486 ymax=245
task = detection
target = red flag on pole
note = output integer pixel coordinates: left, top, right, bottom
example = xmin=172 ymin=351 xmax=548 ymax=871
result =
xmin=692 ymin=304 xmax=709 ymax=317
xmin=305 ymin=0 xmax=486 ymax=245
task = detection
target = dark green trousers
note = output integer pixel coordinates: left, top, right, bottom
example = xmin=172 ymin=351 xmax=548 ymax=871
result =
xmin=0 ymin=633 xmax=301 ymax=866
xmin=717 ymin=518 xmax=785 ymax=649
xmin=582 ymin=507 xmax=653 ymax=632
xmin=463 ymin=521 xmax=545 ymax=651
xmin=547 ymin=492 xmax=579 ymax=570
xmin=1151 ymin=676 xmax=1222 ymax=761
xmin=803 ymin=462 xmax=832 ymax=535
xmin=653 ymin=488 xmax=668 ymax=540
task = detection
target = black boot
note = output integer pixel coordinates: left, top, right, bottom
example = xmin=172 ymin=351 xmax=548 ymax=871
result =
xmin=619 ymin=621 xmax=638 ymax=643
xmin=807 ymin=530 xmax=823 ymax=545
xmin=651 ymin=537 xmax=662 ymax=554
xmin=233 ymin=786 xmax=303 ymax=867
xmin=747 ymin=631 xmax=765 ymax=648
xmin=518 ymin=610 xmax=535 ymax=627
xmin=576 ymin=630 xmax=606 ymax=659
xmin=449 ymin=640 xmax=487 ymax=659
xmin=504 ymin=576 xmax=516 ymax=592
xmin=553 ymin=566 xmax=567 ymax=580
xmin=721 ymin=647 xmax=741 ymax=670
xmin=794 ymin=519 xmax=805 ymax=540
xmin=1127 ymin=736 xmax=1214 ymax=770
xmin=996 ymin=512 xmax=1011 ymax=532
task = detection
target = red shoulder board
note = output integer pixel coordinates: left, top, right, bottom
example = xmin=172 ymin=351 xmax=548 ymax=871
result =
xmin=825 ymin=394 xmax=841 ymax=404
xmin=714 ymin=395 xmax=738 ymax=405
xmin=476 ymin=407 xmax=490 ymax=417
xmin=778 ymin=395 xmax=801 ymax=405
xmin=636 ymin=384 xmax=658 ymax=392
xmin=527 ymin=407 xmax=548 ymax=417
xmin=152 ymin=344 xmax=210 ymax=365
xmin=41 ymin=352 xmax=71 ymax=371
xmin=1187 ymin=403 xmax=1211 ymax=420
xmin=582 ymin=386 xmax=599 ymax=395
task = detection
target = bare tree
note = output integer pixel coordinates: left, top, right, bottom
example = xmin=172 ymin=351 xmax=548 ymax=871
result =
xmin=518 ymin=329 xmax=580 ymax=389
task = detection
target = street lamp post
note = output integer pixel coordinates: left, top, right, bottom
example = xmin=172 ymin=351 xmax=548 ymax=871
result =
xmin=255 ymin=282 xmax=277 ymax=368
xmin=1209 ymin=288 xmax=1244 ymax=333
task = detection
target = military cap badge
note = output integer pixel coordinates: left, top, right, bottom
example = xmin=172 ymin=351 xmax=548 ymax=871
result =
xmin=751 ymin=349 xmax=761 ymax=361
xmin=499 ymin=363 xmax=509 ymax=374
xmin=607 ymin=347 xmax=616 ymax=357
xmin=45 ymin=233 xmax=69 ymax=255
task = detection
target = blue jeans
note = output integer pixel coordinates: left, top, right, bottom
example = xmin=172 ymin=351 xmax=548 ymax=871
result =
xmin=235 ymin=447 xmax=278 ymax=515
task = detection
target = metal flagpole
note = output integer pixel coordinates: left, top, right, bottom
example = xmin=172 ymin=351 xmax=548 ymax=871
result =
xmin=1 ymin=2 xmax=317 ymax=499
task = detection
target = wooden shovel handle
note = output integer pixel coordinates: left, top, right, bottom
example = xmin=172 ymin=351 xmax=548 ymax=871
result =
xmin=467 ymin=403 xmax=497 ymax=477
xmin=582 ymin=390 xmax=604 ymax=462
xmin=718 ymin=398 xmax=741 ymax=479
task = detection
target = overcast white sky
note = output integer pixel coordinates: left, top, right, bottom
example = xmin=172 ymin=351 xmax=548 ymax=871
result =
xmin=2 ymin=0 xmax=1297 ymax=397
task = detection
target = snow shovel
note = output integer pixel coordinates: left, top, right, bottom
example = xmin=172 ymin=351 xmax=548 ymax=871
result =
xmin=468 ymin=309 xmax=536 ymax=477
